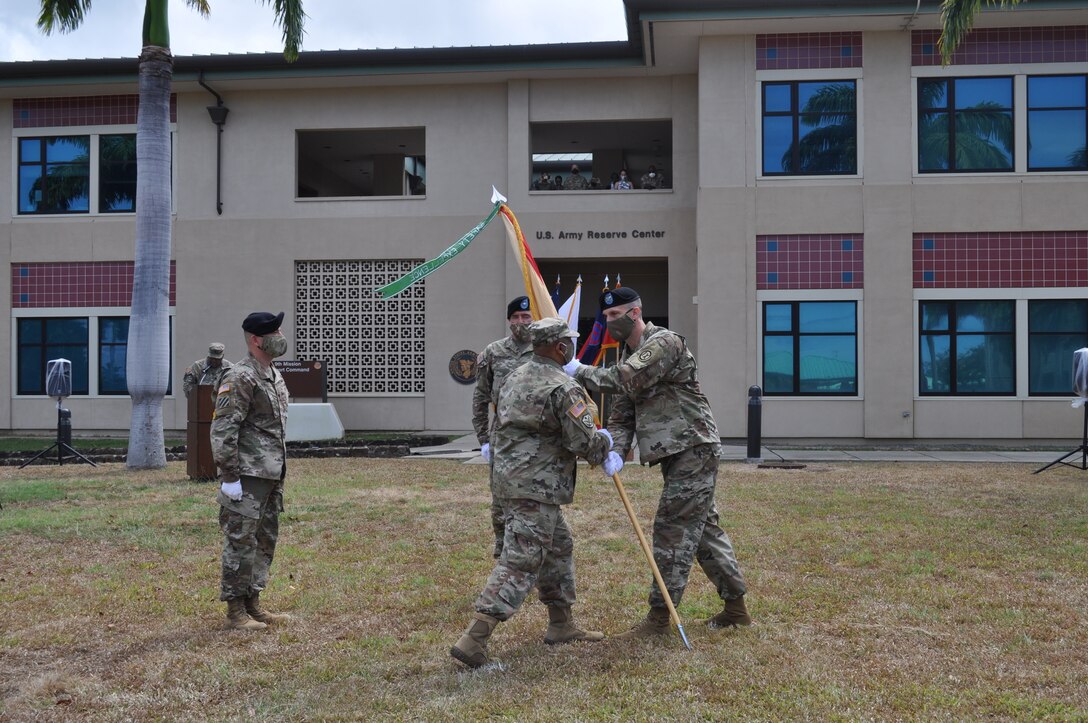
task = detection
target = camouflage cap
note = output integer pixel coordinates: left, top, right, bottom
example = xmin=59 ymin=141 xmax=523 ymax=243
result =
xmin=207 ymin=343 xmax=225 ymax=359
xmin=530 ymin=317 xmax=579 ymax=347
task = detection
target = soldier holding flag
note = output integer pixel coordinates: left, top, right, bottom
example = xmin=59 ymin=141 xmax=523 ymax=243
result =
xmin=565 ymin=287 xmax=752 ymax=638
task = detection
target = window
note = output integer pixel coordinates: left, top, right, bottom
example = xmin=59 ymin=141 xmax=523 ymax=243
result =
xmin=1028 ymin=299 xmax=1088 ymax=395
xmin=529 ymin=120 xmax=672 ymax=191
xmin=18 ymin=136 xmax=90 ymax=214
xmin=296 ymin=128 xmax=426 ymax=198
xmin=98 ymin=134 xmax=137 ymax=212
xmin=17 ymin=132 xmax=153 ymax=215
xmin=1027 ymin=75 xmax=1088 ymax=171
xmin=918 ymin=77 xmax=1014 ymax=172
xmin=16 ymin=315 xmax=172 ymax=396
xmin=763 ymin=301 xmax=857 ymax=395
xmin=919 ymin=300 xmax=1015 ymax=395
xmin=99 ymin=317 xmax=130 ymax=395
xmin=18 ymin=318 xmax=89 ymax=395
xmin=762 ymin=80 xmax=857 ymax=175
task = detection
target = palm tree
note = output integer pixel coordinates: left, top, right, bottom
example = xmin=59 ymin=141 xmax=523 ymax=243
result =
xmin=38 ymin=0 xmax=306 ymax=468
xmin=938 ymin=0 xmax=1021 ymax=65
xmin=782 ymin=83 xmax=857 ymax=174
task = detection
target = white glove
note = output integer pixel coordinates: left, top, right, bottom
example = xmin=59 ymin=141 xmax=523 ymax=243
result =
xmin=602 ymin=451 xmax=624 ymax=477
xmin=596 ymin=428 xmax=613 ymax=449
xmin=480 ymin=442 xmax=491 ymax=462
xmin=221 ymin=479 xmax=243 ymax=501
xmin=563 ymin=358 xmax=584 ymax=377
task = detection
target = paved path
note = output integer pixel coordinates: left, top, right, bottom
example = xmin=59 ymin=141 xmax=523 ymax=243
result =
xmin=410 ymin=433 xmax=1084 ymax=466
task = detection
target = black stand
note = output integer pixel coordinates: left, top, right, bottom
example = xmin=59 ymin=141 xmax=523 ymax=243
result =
xmin=1034 ymin=405 xmax=1088 ymax=474
xmin=19 ymin=404 xmax=97 ymax=469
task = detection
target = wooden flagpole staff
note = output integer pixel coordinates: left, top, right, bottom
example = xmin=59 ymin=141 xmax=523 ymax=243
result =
xmin=608 ymin=469 xmax=692 ymax=650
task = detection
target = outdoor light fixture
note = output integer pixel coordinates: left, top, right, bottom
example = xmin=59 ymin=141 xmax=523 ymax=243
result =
xmin=199 ymin=70 xmax=229 ymax=215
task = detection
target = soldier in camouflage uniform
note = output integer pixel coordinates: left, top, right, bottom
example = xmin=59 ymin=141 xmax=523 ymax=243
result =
xmin=211 ymin=311 xmax=291 ymax=632
xmin=472 ymin=296 xmax=535 ymax=558
xmin=567 ymin=286 xmax=752 ymax=638
xmin=451 ymin=318 xmax=614 ymax=669
xmin=182 ymin=343 xmax=232 ymax=400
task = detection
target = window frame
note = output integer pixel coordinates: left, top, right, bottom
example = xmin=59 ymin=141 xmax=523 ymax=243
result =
xmin=760 ymin=79 xmax=859 ymax=177
xmin=12 ymin=308 xmax=175 ymax=398
xmin=756 ymin=68 xmax=864 ymax=182
xmin=1027 ymin=298 xmax=1088 ymax=396
xmin=12 ymin=125 xmax=176 ymax=218
xmin=912 ymin=62 xmax=1088 ymax=177
xmin=917 ymin=75 xmax=1015 ymax=174
xmin=757 ymin=293 xmax=862 ymax=398
xmin=918 ymin=299 xmax=1017 ymax=396
xmin=16 ymin=316 xmax=90 ymax=395
xmin=294 ymin=127 xmax=427 ymax=201
xmin=1026 ymin=73 xmax=1088 ymax=172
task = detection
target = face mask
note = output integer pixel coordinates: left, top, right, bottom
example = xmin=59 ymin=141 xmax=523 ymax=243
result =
xmin=620 ymin=174 xmax=627 ymax=179
xmin=558 ymin=339 xmax=576 ymax=364
xmin=649 ymin=172 xmax=656 ymax=178
xmin=510 ymin=323 xmax=531 ymax=343
xmin=607 ymin=311 xmax=636 ymax=341
xmin=260 ymin=334 xmax=288 ymax=358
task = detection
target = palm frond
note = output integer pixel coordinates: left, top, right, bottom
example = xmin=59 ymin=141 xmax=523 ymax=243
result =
xmin=186 ymin=0 xmax=212 ymax=18
xmin=938 ymin=0 xmax=1021 ymax=66
xmin=261 ymin=0 xmax=307 ymax=62
xmin=37 ymin=0 xmax=93 ymax=34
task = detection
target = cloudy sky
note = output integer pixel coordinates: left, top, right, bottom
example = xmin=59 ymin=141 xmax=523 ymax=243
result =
xmin=1 ymin=0 xmax=629 ymax=62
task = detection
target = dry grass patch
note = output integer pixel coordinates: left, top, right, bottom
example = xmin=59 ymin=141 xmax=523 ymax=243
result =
xmin=1 ymin=458 xmax=1086 ymax=720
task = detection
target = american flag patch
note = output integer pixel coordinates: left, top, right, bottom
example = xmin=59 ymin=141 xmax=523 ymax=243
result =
xmin=218 ymin=384 xmax=231 ymax=394
xmin=567 ymin=399 xmax=588 ymax=420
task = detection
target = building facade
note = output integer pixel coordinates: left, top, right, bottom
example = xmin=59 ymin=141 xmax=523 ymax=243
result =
xmin=2 ymin=0 xmax=1087 ymax=440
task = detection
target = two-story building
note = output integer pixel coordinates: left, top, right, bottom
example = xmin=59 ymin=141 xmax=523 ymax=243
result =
xmin=2 ymin=0 xmax=1087 ymax=440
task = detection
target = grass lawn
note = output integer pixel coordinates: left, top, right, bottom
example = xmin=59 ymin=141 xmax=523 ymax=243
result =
xmin=1 ymin=458 xmax=1086 ymax=720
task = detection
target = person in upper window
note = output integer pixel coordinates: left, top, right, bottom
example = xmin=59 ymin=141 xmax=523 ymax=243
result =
xmin=563 ymin=164 xmax=589 ymax=190
xmin=614 ymin=169 xmax=633 ymax=190
xmin=551 ymin=175 xmax=563 ymax=190
xmin=532 ymin=172 xmax=551 ymax=191
xmin=639 ymin=165 xmax=665 ymax=190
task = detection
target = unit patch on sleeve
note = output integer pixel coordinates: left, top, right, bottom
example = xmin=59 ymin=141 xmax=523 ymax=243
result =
xmin=629 ymin=344 xmax=660 ymax=370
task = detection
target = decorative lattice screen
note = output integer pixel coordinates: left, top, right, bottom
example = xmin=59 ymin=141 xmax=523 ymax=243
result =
xmin=295 ymin=260 xmax=425 ymax=394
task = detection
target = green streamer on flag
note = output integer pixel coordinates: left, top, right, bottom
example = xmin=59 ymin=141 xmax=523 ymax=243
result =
xmin=376 ymin=202 xmax=502 ymax=299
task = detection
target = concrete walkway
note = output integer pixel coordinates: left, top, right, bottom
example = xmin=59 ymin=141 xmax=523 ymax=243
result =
xmin=410 ymin=433 xmax=1085 ymax=466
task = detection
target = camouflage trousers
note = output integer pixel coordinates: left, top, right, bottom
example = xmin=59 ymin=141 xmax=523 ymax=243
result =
xmin=474 ymin=498 xmax=577 ymax=621
xmin=488 ymin=461 xmax=505 ymax=559
xmin=218 ymin=476 xmax=283 ymax=601
xmin=647 ymin=443 xmax=747 ymax=609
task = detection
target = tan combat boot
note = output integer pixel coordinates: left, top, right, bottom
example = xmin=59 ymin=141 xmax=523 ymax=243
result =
xmin=450 ymin=612 xmax=500 ymax=669
xmin=226 ymin=597 xmax=267 ymax=631
xmin=543 ymin=605 xmax=605 ymax=645
xmin=614 ymin=606 xmax=671 ymax=641
xmin=245 ymin=593 xmax=290 ymax=625
xmin=706 ymin=595 xmax=752 ymax=629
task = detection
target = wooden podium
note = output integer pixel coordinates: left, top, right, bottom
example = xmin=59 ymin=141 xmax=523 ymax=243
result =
xmin=186 ymin=384 xmax=217 ymax=479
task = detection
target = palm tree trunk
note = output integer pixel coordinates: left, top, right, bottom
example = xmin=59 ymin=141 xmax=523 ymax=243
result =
xmin=126 ymin=45 xmax=173 ymax=469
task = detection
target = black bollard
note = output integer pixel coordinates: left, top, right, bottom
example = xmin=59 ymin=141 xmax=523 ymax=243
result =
xmin=746 ymin=386 xmax=762 ymax=463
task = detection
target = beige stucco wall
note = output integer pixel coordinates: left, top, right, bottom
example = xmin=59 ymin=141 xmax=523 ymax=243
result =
xmin=3 ymin=20 xmax=1088 ymax=440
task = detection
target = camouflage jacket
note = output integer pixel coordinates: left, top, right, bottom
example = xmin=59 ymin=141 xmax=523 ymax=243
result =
xmin=471 ymin=335 xmax=533 ymax=444
xmin=563 ymin=174 xmax=589 ymax=190
xmin=575 ymin=322 xmax=718 ymax=464
xmin=494 ymin=355 xmax=611 ymax=505
xmin=182 ymin=358 xmax=233 ymax=399
xmin=211 ymin=353 xmax=290 ymax=483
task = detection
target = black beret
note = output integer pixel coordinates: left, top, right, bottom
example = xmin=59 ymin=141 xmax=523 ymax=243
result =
xmin=600 ymin=287 xmax=640 ymax=310
xmin=507 ymin=296 xmax=531 ymax=318
xmin=242 ymin=311 xmax=285 ymax=335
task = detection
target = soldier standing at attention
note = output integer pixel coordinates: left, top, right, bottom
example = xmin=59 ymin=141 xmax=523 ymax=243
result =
xmin=211 ymin=311 xmax=291 ymax=631
xmin=182 ymin=343 xmax=232 ymax=400
xmin=472 ymin=296 xmax=534 ymax=558
xmin=565 ymin=287 xmax=752 ymax=638
xmin=451 ymin=318 xmax=613 ymax=669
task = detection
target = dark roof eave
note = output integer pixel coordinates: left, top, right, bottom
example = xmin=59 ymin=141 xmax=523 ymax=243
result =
xmin=0 ymin=41 xmax=644 ymax=84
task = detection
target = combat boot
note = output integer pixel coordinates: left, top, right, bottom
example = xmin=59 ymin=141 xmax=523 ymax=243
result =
xmin=543 ymin=605 xmax=605 ymax=645
xmin=226 ymin=597 xmax=267 ymax=631
xmin=614 ymin=606 xmax=671 ymax=641
xmin=706 ymin=595 xmax=752 ymax=629
xmin=450 ymin=612 xmax=500 ymax=669
xmin=245 ymin=593 xmax=290 ymax=625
